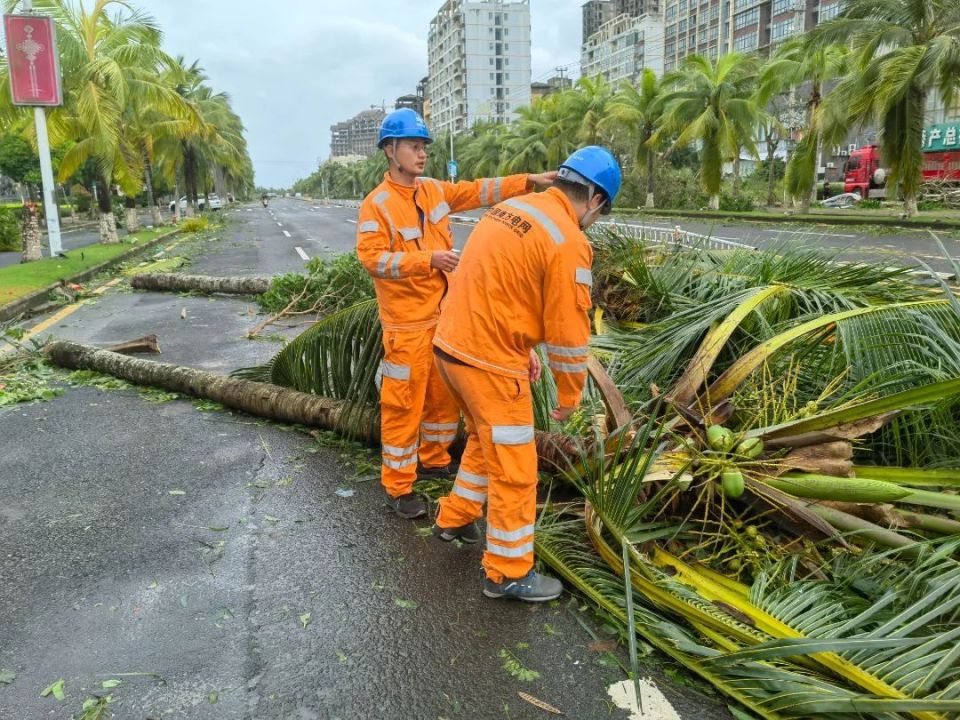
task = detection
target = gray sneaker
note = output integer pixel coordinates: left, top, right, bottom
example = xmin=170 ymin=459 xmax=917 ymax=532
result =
xmin=433 ymin=521 xmax=481 ymax=544
xmin=386 ymin=492 xmax=427 ymax=519
xmin=483 ymin=570 xmax=563 ymax=602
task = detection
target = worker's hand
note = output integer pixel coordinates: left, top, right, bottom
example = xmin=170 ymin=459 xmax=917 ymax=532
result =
xmin=431 ymin=250 xmax=460 ymax=272
xmin=528 ymin=171 xmax=558 ymax=191
xmin=528 ymin=349 xmax=542 ymax=382
xmin=551 ymin=406 xmax=575 ymax=422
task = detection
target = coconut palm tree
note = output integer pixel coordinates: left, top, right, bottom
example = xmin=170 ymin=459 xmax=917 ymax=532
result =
xmin=761 ymin=37 xmax=848 ymax=211
xmin=654 ymin=53 xmax=761 ymax=210
xmin=811 ymin=0 xmax=960 ymax=217
xmin=605 ymin=70 xmax=668 ymax=209
xmin=458 ymin=121 xmax=506 ymax=179
xmin=5 ymin=0 xmax=173 ymax=242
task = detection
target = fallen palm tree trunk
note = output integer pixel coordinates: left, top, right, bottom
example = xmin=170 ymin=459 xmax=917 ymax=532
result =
xmin=42 ymin=340 xmax=585 ymax=466
xmin=131 ymin=273 xmax=272 ymax=295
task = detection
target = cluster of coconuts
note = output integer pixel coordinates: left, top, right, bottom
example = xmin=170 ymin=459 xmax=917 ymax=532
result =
xmin=704 ymin=425 xmax=763 ymax=499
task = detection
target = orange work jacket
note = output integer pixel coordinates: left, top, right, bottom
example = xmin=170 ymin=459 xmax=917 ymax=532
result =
xmin=356 ymin=172 xmax=530 ymax=332
xmin=433 ymin=188 xmax=593 ymax=409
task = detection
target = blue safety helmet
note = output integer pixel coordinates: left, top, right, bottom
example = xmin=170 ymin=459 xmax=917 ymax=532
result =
xmin=377 ymin=108 xmax=432 ymax=149
xmin=557 ymin=146 xmax=622 ymax=214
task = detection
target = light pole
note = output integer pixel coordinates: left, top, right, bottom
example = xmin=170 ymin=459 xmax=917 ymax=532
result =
xmin=447 ymin=128 xmax=458 ymax=182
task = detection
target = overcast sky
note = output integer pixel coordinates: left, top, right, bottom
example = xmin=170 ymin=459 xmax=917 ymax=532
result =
xmin=137 ymin=1 xmax=583 ymax=189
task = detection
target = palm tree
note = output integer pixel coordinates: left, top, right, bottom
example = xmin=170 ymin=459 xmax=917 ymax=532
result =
xmin=654 ymin=53 xmax=761 ymax=210
xmin=811 ymin=0 xmax=960 ymax=217
xmin=761 ymin=37 xmax=848 ymax=211
xmin=6 ymin=0 xmax=173 ymax=243
xmin=561 ymin=76 xmax=614 ymax=146
xmin=458 ymin=121 xmax=505 ymax=179
xmin=605 ymin=70 xmax=667 ymax=208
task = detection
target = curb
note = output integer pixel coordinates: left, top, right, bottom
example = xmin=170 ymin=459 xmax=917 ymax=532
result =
xmin=618 ymin=207 xmax=960 ymax=230
xmin=0 ymin=228 xmax=181 ymax=323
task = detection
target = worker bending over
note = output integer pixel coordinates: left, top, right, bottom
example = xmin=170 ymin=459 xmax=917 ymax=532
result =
xmin=431 ymin=146 xmax=622 ymax=601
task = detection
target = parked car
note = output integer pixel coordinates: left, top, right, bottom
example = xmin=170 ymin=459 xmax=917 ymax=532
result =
xmin=168 ymin=194 xmax=222 ymax=212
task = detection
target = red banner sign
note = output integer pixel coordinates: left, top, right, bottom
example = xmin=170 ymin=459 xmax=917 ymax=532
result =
xmin=4 ymin=14 xmax=62 ymax=106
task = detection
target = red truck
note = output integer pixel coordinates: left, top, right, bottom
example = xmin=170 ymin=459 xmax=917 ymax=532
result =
xmin=844 ymin=123 xmax=960 ymax=198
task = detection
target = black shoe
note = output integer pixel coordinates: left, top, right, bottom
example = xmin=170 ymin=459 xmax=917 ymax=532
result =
xmin=433 ymin=521 xmax=481 ymax=544
xmin=386 ymin=492 xmax=427 ymax=519
xmin=417 ymin=463 xmax=459 ymax=480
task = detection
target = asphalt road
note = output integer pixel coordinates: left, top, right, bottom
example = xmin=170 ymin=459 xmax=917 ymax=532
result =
xmin=0 ymin=200 xmax=731 ymax=720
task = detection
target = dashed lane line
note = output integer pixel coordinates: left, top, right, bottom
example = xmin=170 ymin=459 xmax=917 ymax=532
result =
xmin=283 ymin=230 xmax=292 ymax=238
xmin=295 ymin=247 xmax=310 ymax=261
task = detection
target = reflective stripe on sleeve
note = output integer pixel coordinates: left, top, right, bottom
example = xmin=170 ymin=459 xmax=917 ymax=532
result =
xmin=493 ymin=177 xmax=503 ymax=203
xmin=377 ymin=252 xmax=393 ymax=277
xmin=373 ymin=191 xmax=390 ymax=205
xmin=383 ymin=442 xmax=418 ymax=457
xmin=545 ymin=343 xmax=588 ymax=358
xmin=389 ymin=253 xmax=402 ymax=278
xmin=359 ymin=220 xmax=379 ymax=233
xmin=502 ymin=198 xmax=565 ymax=245
xmin=430 ymin=202 xmax=450 ymax=224
xmin=457 ymin=469 xmax=489 ymax=487
xmin=548 ymin=360 xmax=589 ymax=373
xmin=575 ymin=267 xmax=593 ymax=288
xmin=488 ymin=523 xmax=535 ymax=543
xmin=491 ymin=424 xmax=535 ymax=445
xmin=381 ymin=362 xmax=410 ymax=381
xmin=422 ymin=422 xmax=459 ymax=431
xmin=399 ymin=227 xmax=422 ymax=241
xmin=486 ymin=540 xmax=534 ymax=558
xmin=481 ymin=179 xmax=492 ymax=206
xmin=454 ymin=485 xmax=487 ymax=503
xmin=383 ymin=455 xmax=418 ymax=470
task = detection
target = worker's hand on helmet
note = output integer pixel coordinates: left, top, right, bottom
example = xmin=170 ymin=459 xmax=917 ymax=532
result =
xmin=528 ymin=349 xmax=542 ymax=383
xmin=551 ymin=406 xmax=575 ymax=422
xmin=528 ymin=171 xmax=558 ymax=191
xmin=430 ymin=250 xmax=460 ymax=272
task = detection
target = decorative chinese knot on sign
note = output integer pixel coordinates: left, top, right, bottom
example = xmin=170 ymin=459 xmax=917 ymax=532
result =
xmin=3 ymin=14 xmax=62 ymax=106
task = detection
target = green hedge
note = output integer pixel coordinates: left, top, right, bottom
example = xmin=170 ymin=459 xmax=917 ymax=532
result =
xmin=0 ymin=207 xmax=21 ymax=251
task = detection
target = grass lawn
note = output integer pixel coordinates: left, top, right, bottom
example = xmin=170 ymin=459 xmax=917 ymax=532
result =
xmin=0 ymin=228 xmax=175 ymax=305
xmin=617 ymin=206 xmax=960 ymax=225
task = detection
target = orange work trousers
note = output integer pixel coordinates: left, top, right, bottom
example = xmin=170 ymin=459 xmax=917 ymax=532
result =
xmin=434 ymin=355 xmax=538 ymax=583
xmin=379 ymin=327 xmax=460 ymax=498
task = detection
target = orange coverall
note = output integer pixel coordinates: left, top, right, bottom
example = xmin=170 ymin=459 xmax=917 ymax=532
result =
xmin=432 ymin=187 xmax=593 ymax=582
xmin=356 ymin=171 xmax=531 ymax=499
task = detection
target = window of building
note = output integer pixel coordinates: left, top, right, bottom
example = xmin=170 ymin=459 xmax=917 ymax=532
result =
xmin=735 ymin=0 xmax=756 ymax=8
xmin=505 ymin=58 xmax=510 ymax=65
xmin=734 ymin=8 xmax=759 ymax=29
xmin=489 ymin=58 xmax=494 ymax=65
xmin=679 ymin=18 xmax=687 ymax=32
xmin=490 ymin=72 xmax=494 ymax=80
xmin=734 ymin=31 xmax=758 ymax=51
xmin=771 ymin=18 xmax=794 ymax=41
xmin=504 ymin=13 xmax=508 ymax=20
xmin=505 ymin=72 xmax=510 ymax=80
xmin=772 ymin=0 xmax=792 ymax=14
xmin=504 ymin=43 xmax=509 ymax=50
xmin=819 ymin=2 xmax=843 ymax=20
xmin=666 ymin=5 xmax=676 ymax=20
xmin=504 ymin=27 xmax=509 ymax=36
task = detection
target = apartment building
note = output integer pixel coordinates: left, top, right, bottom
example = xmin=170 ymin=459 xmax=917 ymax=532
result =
xmin=583 ymin=0 xmax=663 ymax=45
xmin=427 ymin=0 xmax=532 ymax=134
xmin=581 ymin=12 xmax=665 ymax=83
xmin=329 ymin=108 xmax=386 ymax=158
xmin=662 ymin=0 xmax=844 ymax=70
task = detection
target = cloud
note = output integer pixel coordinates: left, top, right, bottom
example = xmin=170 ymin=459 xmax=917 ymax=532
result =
xmin=137 ymin=0 xmax=580 ymax=187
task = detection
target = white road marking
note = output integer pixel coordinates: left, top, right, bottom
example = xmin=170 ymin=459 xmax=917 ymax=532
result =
xmin=346 ymin=219 xmax=357 ymax=224
xmin=277 ymin=222 xmax=283 ymax=227
xmin=608 ymin=679 xmax=681 ymax=720
xmin=283 ymin=230 xmax=292 ymax=238
xmin=295 ymin=246 xmax=309 ymax=260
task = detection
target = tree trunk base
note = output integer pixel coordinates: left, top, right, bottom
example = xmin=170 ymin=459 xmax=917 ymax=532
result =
xmin=151 ymin=207 xmax=163 ymax=227
xmin=99 ymin=212 xmax=119 ymax=244
xmin=125 ymin=207 xmax=140 ymax=233
xmin=21 ymin=204 xmax=42 ymax=262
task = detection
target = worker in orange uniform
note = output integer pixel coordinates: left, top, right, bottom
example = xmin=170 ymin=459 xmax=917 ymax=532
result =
xmin=431 ymin=146 xmax=622 ymax=602
xmin=356 ymin=108 xmax=557 ymax=520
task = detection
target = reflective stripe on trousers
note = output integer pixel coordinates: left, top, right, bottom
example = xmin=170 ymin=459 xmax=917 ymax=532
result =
xmin=379 ymin=327 xmax=459 ymax=498
xmin=434 ymin=356 xmax=539 ymax=583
